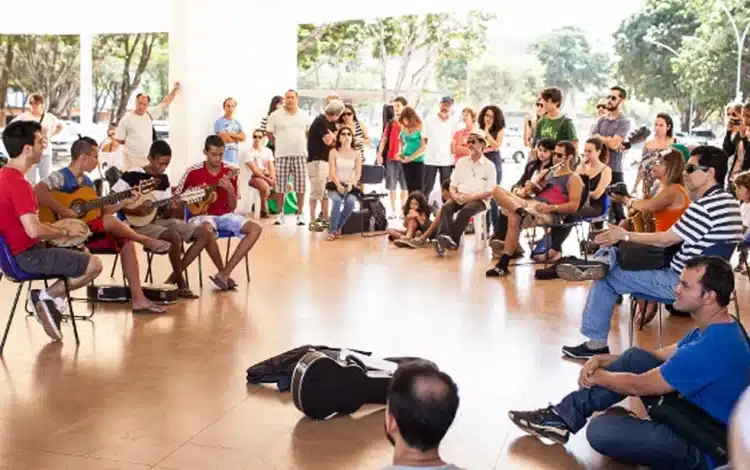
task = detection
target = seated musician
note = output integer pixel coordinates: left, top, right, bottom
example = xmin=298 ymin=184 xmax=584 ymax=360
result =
xmin=174 ymin=134 xmax=263 ymax=291
xmin=558 ymin=146 xmax=742 ymax=359
xmin=34 ymin=137 xmax=170 ymax=314
xmin=509 ymin=256 xmax=750 ymax=469
xmin=486 ymin=141 xmax=584 ymax=277
xmin=0 ymin=121 xmax=103 ymax=341
xmin=113 ymin=140 xmax=220 ymax=299
xmin=432 ymin=129 xmax=496 ymax=256
xmin=604 ymin=148 xmax=690 ymax=325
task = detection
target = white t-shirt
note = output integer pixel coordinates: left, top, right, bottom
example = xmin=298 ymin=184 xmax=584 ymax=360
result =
xmin=244 ymin=146 xmax=274 ymax=175
xmin=450 ymin=154 xmax=497 ymax=207
xmin=115 ymin=104 xmax=165 ymax=170
xmin=424 ymin=113 xmax=456 ymax=166
xmin=265 ymin=108 xmax=310 ymax=158
xmin=13 ymin=111 xmax=60 ymax=155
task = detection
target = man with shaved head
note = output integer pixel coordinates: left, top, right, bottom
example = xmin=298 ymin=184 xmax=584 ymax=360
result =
xmin=383 ymin=361 xmax=464 ymax=469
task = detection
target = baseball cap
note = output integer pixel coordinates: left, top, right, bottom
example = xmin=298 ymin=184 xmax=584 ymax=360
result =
xmin=440 ymin=96 xmax=454 ymax=104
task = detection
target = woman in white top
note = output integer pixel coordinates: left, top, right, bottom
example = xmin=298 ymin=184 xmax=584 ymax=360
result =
xmin=327 ymin=127 xmax=362 ymax=240
xmin=12 ymin=93 xmax=62 ymax=184
xmin=246 ymin=129 xmax=276 ymax=217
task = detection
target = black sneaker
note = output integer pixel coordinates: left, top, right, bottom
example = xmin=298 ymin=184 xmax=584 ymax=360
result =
xmin=508 ymin=405 xmax=571 ymax=445
xmin=32 ymin=298 xmax=63 ymax=342
xmin=438 ymin=234 xmax=457 ymax=251
xmin=432 ymin=239 xmax=446 ymax=257
xmin=561 ymin=342 xmax=610 ymax=359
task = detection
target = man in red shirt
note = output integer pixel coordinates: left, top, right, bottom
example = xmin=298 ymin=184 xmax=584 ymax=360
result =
xmin=175 ymin=134 xmax=263 ymax=290
xmin=0 ymin=121 xmax=103 ymax=342
xmin=377 ymin=96 xmax=408 ymax=216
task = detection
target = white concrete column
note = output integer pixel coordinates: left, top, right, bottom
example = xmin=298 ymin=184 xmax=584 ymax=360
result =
xmin=79 ymin=32 xmax=93 ymax=133
xmin=168 ymin=0 xmax=298 ymax=181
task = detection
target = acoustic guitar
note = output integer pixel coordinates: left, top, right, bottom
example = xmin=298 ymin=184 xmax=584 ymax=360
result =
xmin=38 ymin=178 xmax=158 ymax=224
xmin=125 ymin=187 xmax=209 ymax=227
xmin=186 ymin=168 xmax=240 ymax=216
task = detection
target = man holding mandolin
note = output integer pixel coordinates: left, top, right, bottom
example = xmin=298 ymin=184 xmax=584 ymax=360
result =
xmin=34 ymin=137 xmax=170 ymax=314
xmin=114 ymin=140 xmax=221 ymax=298
xmin=174 ymin=135 xmax=263 ymax=291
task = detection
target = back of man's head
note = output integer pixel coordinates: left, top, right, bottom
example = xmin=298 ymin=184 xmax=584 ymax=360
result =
xmin=2 ymin=120 xmax=42 ymax=159
xmin=386 ymin=361 xmax=459 ymax=452
xmin=325 ymin=99 xmax=345 ymax=117
xmin=71 ymin=136 xmax=98 ymax=160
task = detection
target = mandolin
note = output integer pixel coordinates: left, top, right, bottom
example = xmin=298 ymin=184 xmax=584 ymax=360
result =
xmin=38 ymin=178 xmax=158 ymax=224
xmin=185 ymin=168 xmax=240 ymax=216
xmin=125 ymin=187 xmax=209 ymax=227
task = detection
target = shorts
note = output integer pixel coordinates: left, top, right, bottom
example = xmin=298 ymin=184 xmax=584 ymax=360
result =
xmin=501 ymin=193 xmax=560 ymax=229
xmin=385 ymin=160 xmax=407 ymax=191
xmin=135 ymin=218 xmax=197 ymax=242
xmin=275 ymin=155 xmax=307 ymax=193
xmin=307 ymin=160 xmax=330 ymax=200
xmin=86 ymin=217 xmax=125 ymax=252
xmin=189 ymin=213 xmax=249 ymax=238
xmin=15 ymin=245 xmax=91 ymax=278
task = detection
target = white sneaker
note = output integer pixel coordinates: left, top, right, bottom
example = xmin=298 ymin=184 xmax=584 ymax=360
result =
xmin=274 ymin=214 xmax=285 ymax=226
xmin=296 ymin=214 xmax=305 ymax=226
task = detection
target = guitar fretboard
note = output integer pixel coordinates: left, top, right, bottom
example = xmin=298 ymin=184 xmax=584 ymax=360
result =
xmin=81 ymin=188 xmax=134 ymax=211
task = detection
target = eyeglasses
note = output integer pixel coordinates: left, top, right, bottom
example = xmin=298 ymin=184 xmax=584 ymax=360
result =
xmin=340 ymin=133 xmax=353 ymax=137
xmin=607 ymin=95 xmax=618 ymax=101
xmin=252 ymin=135 xmax=263 ymax=139
xmin=553 ymin=151 xmax=566 ymax=158
xmin=342 ymin=112 xmax=353 ymax=117
xmin=467 ymin=139 xmax=477 ymax=144
xmin=685 ymin=163 xmax=710 ymax=174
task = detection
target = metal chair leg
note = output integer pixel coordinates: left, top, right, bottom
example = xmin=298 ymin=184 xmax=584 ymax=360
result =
xmin=63 ymin=279 xmax=80 ymax=345
xmin=244 ymin=255 xmax=250 ymax=282
xmin=110 ymin=253 xmax=119 ymax=278
xmin=629 ymin=297 xmax=636 ymax=348
xmin=145 ymin=252 xmax=154 ymax=284
xmin=198 ymin=253 xmax=203 ymax=288
xmin=0 ymin=284 xmax=25 ymax=355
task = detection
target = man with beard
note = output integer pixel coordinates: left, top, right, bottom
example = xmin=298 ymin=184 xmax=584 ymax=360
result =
xmin=591 ymin=86 xmax=631 ymax=223
xmin=383 ymin=361 xmax=464 ymax=470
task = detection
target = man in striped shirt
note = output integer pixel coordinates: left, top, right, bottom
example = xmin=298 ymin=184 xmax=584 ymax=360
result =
xmin=560 ymin=146 xmax=743 ymax=359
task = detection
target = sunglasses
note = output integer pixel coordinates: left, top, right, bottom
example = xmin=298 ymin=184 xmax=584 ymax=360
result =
xmin=340 ymin=133 xmax=353 ymax=137
xmin=596 ymin=105 xmax=605 ymax=110
xmin=342 ymin=112 xmax=353 ymax=116
xmin=553 ymin=151 xmax=566 ymax=158
xmin=252 ymin=135 xmax=263 ymax=139
xmin=607 ymin=95 xmax=618 ymax=101
xmin=685 ymin=163 xmax=710 ymax=174
xmin=536 ymin=102 xmax=544 ymax=107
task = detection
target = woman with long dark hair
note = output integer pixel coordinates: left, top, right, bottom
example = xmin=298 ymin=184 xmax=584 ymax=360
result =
xmin=260 ymin=95 xmax=283 ymax=153
xmin=338 ymin=104 xmax=371 ymax=162
xmin=479 ymin=105 xmax=506 ymax=236
xmin=396 ymin=107 xmax=427 ymax=194
xmin=326 ymin=127 xmax=362 ymax=240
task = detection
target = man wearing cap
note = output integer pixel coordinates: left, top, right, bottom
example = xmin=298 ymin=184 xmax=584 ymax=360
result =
xmin=423 ymin=97 xmax=457 ymax=195
xmin=433 ymin=128 xmax=496 ymax=255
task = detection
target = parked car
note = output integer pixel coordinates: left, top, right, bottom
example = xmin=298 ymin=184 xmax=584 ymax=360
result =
xmin=153 ymin=120 xmax=169 ymax=141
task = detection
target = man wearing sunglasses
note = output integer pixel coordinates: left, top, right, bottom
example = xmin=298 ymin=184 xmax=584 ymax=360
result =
xmin=433 ymin=129 xmax=496 ymax=256
xmin=560 ymin=146 xmax=743 ymax=360
xmin=591 ymin=86 xmax=631 ymax=224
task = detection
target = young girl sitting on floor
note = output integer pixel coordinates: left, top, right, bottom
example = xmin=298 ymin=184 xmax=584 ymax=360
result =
xmin=387 ymin=191 xmax=432 ymax=248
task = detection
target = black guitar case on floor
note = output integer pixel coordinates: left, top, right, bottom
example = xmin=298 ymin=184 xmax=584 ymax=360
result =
xmin=87 ymin=284 xmax=130 ymax=302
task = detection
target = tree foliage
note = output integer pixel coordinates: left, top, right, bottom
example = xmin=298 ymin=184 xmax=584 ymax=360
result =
xmin=529 ymin=27 xmax=609 ymax=100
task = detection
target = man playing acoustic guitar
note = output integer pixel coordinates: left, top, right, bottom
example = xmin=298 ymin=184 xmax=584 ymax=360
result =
xmin=34 ymin=137 xmax=170 ymax=314
xmin=174 ymin=134 xmax=263 ymax=290
xmin=113 ymin=140 xmax=221 ymax=298
xmin=0 ymin=121 xmax=103 ymax=341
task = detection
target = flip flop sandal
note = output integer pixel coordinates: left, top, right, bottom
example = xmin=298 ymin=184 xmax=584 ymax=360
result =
xmin=132 ymin=305 xmax=167 ymax=314
xmin=209 ymin=275 xmax=232 ymax=291
xmin=177 ymin=288 xmax=199 ymax=299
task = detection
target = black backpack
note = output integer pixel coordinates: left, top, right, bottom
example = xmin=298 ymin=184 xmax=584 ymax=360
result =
xmin=361 ymin=197 xmax=388 ymax=231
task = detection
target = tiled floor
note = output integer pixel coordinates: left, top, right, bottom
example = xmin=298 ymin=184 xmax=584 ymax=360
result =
xmin=0 ymin=203 xmax=745 ymax=469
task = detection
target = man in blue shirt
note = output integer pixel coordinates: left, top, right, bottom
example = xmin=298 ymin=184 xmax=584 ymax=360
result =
xmin=508 ymin=256 xmax=750 ymax=469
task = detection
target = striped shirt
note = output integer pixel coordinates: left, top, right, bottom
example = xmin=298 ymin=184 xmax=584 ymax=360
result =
xmin=670 ymin=185 xmax=743 ymax=273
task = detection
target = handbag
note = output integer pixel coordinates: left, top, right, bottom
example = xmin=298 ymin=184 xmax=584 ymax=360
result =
xmin=325 ymin=181 xmax=362 ymax=198
xmin=641 ymin=319 xmax=750 ymax=466
xmin=617 ymin=241 xmax=669 ymax=271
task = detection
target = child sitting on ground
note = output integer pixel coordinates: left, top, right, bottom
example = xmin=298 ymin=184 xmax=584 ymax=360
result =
xmin=387 ymin=191 xmax=433 ymax=248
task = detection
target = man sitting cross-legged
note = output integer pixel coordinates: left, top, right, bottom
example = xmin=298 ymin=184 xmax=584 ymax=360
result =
xmin=0 ymin=121 xmax=103 ymax=341
xmin=486 ymin=140 xmax=584 ymax=277
xmin=113 ymin=140 xmax=220 ymax=299
xmin=34 ymin=137 xmax=171 ymax=314
xmin=432 ymin=129 xmax=496 ymax=256
xmin=559 ymin=145 xmax=743 ymax=359
xmin=509 ymin=256 xmax=750 ymax=469
xmin=175 ymin=134 xmax=263 ymax=291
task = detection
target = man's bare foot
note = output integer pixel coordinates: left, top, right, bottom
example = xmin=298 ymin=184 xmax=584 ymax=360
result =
xmin=132 ymin=299 xmax=167 ymax=314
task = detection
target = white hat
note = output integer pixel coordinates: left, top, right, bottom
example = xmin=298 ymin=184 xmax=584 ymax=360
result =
xmin=468 ymin=128 xmax=487 ymax=142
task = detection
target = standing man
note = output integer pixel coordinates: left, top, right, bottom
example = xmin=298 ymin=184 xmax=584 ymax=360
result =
xmin=423 ymin=96 xmax=456 ymax=195
xmin=214 ymin=97 xmax=245 ymax=165
xmin=534 ymin=87 xmax=578 ymax=147
xmin=591 ymin=86 xmax=631 ymax=224
xmin=377 ymin=96 xmax=409 ymax=217
xmin=265 ymin=90 xmax=310 ymax=226
xmin=307 ymin=99 xmax=345 ymax=231
xmin=11 ymin=93 xmax=63 ymax=184
xmin=115 ymin=82 xmax=180 ymax=170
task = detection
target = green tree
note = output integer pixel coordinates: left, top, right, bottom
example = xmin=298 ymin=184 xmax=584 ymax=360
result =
xmin=529 ymin=26 xmax=609 ymax=104
xmin=0 ymin=35 xmax=17 ymax=124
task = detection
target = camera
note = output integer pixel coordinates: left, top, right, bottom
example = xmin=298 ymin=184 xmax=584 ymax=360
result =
xmin=606 ymin=182 xmax=630 ymax=197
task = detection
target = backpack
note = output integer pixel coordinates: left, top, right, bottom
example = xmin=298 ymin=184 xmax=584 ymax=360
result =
xmin=361 ymin=197 xmax=388 ymax=231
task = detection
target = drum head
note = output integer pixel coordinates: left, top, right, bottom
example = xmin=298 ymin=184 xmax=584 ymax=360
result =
xmin=49 ymin=219 xmax=91 ymax=247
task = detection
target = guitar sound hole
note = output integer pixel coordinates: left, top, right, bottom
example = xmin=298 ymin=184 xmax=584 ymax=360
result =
xmin=71 ymin=202 xmax=84 ymax=216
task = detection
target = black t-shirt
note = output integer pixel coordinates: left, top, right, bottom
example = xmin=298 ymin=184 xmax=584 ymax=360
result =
xmin=307 ymin=114 xmax=336 ymax=163
xmin=119 ymin=168 xmax=170 ymax=191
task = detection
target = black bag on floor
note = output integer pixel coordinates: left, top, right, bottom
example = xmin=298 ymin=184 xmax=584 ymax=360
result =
xmin=341 ymin=211 xmax=370 ymax=234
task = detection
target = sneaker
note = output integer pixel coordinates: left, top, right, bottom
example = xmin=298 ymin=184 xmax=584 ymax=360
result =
xmin=508 ymin=405 xmax=571 ymax=445
xmin=296 ymin=214 xmax=305 ymax=226
xmin=274 ymin=214 xmax=285 ymax=226
xmin=32 ymin=299 xmax=63 ymax=342
xmin=438 ymin=234 xmax=458 ymax=251
xmin=561 ymin=342 xmax=610 ymax=360
xmin=393 ymin=237 xmax=415 ymax=249
xmin=432 ymin=239 xmax=446 ymax=257
xmin=555 ymin=263 xmax=608 ymax=282
xmin=308 ymin=221 xmax=325 ymax=232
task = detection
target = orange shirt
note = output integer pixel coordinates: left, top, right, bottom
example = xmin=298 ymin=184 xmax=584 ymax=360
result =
xmin=653 ymin=184 xmax=691 ymax=232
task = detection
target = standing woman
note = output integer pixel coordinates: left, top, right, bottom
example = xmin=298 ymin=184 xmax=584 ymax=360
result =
xmin=338 ymin=104 xmax=371 ymax=162
xmin=327 ymin=128 xmax=362 ymax=240
xmin=260 ymin=95 xmax=284 ymax=154
xmin=478 ymin=105 xmax=505 ymax=233
xmin=12 ymin=93 xmax=62 ymax=184
xmin=214 ymin=97 xmax=246 ymax=164
xmin=396 ymin=107 xmax=426 ymax=194
xmin=451 ymin=107 xmax=476 ymax=163
xmin=633 ymin=113 xmax=675 ymax=196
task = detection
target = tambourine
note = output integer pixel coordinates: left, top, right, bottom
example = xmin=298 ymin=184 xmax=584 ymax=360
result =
xmin=47 ymin=219 xmax=91 ymax=248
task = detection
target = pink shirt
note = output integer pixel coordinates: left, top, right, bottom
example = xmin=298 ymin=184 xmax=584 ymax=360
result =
xmin=452 ymin=128 xmax=471 ymax=163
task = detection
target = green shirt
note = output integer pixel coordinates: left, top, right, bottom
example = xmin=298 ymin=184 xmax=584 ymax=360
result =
xmin=535 ymin=115 xmax=577 ymax=142
xmin=401 ymin=129 xmax=424 ymax=163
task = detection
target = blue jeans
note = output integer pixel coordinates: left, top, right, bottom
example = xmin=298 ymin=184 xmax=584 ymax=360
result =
xmin=484 ymin=151 xmax=502 ymax=231
xmin=328 ymin=190 xmax=357 ymax=233
xmin=581 ymin=247 xmax=680 ymax=341
xmin=554 ymin=348 xmax=708 ymax=469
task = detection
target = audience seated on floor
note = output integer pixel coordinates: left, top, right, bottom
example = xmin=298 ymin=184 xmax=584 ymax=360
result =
xmin=432 ymin=129 xmax=495 ymax=256
xmin=558 ymin=145 xmax=743 ymax=359
xmin=388 ymin=191 xmax=432 ymax=248
xmin=509 ymin=256 xmax=750 ymax=470
xmin=0 ymin=120 xmax=103 ymax=341
xmin=486 ymin=140 xmax=584 ymax=277
xmin=383 ymin=361 xmax=464 ymax=470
